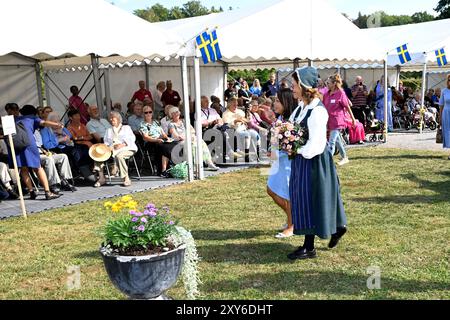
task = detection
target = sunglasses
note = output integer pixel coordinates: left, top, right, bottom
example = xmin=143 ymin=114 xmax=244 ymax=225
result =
xmin=144 ymin=111 xmax=153 ymax=114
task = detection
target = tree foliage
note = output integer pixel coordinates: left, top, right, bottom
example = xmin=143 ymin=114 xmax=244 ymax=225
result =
xmin=435 ymin=0 xmax=450 ymax=18
xmin=134 ymin=1 xmax=225 ymax=23
xmin=354 ymin=10 xmax=435 ymax=29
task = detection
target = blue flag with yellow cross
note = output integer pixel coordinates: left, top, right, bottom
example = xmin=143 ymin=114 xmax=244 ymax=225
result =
xmin=196 ymin=30 xmax=222 ymax=64
xmin=435 ymin=48 xmax=448 ymax=67
xmin=397 ymin=44 xmax=412 ymax=64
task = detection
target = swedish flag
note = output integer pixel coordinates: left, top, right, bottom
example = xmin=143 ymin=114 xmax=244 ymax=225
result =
xmin=196 ymin=32 xmax=215 ymax=64
xmin=397 ymin=44 xmax=412 ymax=64
xmin=209 ymin=30 xmax=222 ymax=61
xmin=435 ymin=48 xmax=448 ymax=67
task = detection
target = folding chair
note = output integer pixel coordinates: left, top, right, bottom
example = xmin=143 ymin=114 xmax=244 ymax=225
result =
xmin=105 ymin=154 xmax=141 ymax=184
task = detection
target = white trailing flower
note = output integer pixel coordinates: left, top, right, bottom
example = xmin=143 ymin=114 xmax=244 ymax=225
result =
xmin=168 ymin=226 xmax=201 ymax=300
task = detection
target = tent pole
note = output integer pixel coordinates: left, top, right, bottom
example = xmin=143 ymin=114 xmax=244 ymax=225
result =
xmin=90 ymin=54 xmax=103 ymax=114
xmin=104 ymin=68 xmax=112 ymax=116
xmin=223 ymin=63 xmax=229 ymax=95
xmin=144 ymin=62 xmax=150 ymax=91
xmin=180 ymin=56 xmax=195 ymax=182
xmin=44 ymin=73 xmax=51 ymax=106
xmin=383 ymin=57 xmax=388 ymax=143
xmin=396 ymin=65 xmax=401 ymax=90
xmin=194 ymin=57 xmax=204 ymax=180
xmin=35 ymin=62 xmax=44 ymax=107
xmin=420 ymin=58 xmax=428 ymax=135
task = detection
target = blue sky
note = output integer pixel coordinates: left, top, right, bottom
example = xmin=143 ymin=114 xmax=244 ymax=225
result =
xmin=112 ymin=0 xmax=438 ymax=19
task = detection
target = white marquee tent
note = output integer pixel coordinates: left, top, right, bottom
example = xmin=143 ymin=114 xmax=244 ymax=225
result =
xmin=157 ymin=0 xmax=385 ymax=68
xmin=362 ymin=18 xmax=450 ymax=69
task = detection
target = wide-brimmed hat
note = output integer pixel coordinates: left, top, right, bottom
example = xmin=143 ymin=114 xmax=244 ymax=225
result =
xmin=89 ymin=144 xmax=112 ymax=162
xmin=294 ymin=66 xmax=318 ymax=89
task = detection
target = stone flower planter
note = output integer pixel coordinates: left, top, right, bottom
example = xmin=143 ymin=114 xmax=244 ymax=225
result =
xmin=100 ymin=245 xmax=186 ymax=300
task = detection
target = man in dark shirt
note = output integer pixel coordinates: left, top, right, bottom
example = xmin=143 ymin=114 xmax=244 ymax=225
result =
xmin=224 ymin=81 xmax=237 ymax=103
xmin=161 ymin=80 xmax=181 ymax=107
xmin=262 ymin=73 xmax=278 ymax=98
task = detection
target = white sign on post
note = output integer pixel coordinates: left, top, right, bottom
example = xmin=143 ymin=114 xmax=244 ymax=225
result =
xmin=1 ymin=115 xmax=16 ymax=135
xmin=1 ymin=115 xmax=27 ymax=219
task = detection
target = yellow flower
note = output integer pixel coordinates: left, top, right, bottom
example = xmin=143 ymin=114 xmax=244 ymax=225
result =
xmin=121 ymin=195 xmax=133 ymax=203
xmin=111 ymin=203 xmax=123 ymax=213
xmin=126 ymin=201 xmax=138 ymax=210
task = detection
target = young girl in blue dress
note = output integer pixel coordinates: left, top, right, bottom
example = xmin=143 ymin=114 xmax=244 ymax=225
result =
xmin=267 ymin=88 xmax=296 ymax=238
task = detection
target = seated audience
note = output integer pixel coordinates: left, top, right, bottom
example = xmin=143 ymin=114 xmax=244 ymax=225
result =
xmin=168 ymin=107 xmax=219 ymax=171
xmin=86 ymin=105 xmax=112 ymax=143
xmin=127 ymin=101 xmax=144 ymax=134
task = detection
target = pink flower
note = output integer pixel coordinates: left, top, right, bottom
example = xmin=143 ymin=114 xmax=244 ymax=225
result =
xmin=137 ymin=225 xmax=145 ymax=232
xmin=284 ymin=131 xmax=291 ymax=138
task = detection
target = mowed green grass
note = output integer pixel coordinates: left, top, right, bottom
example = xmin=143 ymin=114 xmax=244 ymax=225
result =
xmin=0 ymin=147 xmax=449 ymax=300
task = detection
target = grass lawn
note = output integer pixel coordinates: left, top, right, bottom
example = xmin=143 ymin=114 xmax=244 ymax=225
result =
xmin=0 ymin=147 xmax=449 ymax=300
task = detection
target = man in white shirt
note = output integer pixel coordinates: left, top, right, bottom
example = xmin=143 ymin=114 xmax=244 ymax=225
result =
xmin=222 ymin=97 xmax=258 ymax=156
xmin=198 ymin=96 xmax=222 ymax=131
xmin=87 ymin=105 xmax=112 ymax=143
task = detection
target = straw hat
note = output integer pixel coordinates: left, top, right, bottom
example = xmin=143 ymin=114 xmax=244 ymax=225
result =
xmin=89 ymin=144 xmax=112 ymax=162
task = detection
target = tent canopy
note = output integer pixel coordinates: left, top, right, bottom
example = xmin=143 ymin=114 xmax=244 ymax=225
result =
xmin=362 ymin=18 xmax=450 ymax=68
xmin=0 ymin=0 xmax=183 ymax=64
xmin=157 ymin=0 xmax=385 ymax=65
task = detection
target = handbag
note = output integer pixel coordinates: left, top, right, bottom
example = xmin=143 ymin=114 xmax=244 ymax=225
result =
xmin=167 ymin=161 xmax=188 ymax=179
xmin=436 ymin=127 xmax=443 ymax=144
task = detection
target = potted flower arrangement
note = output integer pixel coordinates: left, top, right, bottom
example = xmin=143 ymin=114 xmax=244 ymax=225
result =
xmin=100 ymin=195 xmax=200 ymax=300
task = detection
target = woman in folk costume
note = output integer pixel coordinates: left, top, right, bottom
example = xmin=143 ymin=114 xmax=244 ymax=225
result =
xmin=287 ymin=67 xmax=348 ymax=260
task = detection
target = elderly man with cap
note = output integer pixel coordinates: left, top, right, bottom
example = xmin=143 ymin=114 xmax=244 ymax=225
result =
xmin=287 ymin=67 xmax=347 ymax=261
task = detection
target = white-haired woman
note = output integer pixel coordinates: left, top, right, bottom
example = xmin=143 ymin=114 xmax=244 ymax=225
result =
xmin=167 ymin=106 xmax=219 ymax=171
xmin=93 ymin=111 xmax=137 ymax=187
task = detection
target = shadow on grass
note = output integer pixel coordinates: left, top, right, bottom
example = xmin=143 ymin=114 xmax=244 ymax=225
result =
xmin=351 ymin=155 xmax=445 ymax=161
xmin=192 ymin=230 xmax=270 ymax=241
xmin=352 ymin=172 xmax=450 ymax=204
xmin=202 ymin=270 xmax=450 ymax=297
xmin=198 ymin=242 xmax=301 ymax=265
xmin=74 ymin=251 xmax=102 ymax=260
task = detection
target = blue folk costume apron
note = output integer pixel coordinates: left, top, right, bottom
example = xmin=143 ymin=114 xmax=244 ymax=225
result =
xmin=289 ymin=104 xmax=347 ymax=239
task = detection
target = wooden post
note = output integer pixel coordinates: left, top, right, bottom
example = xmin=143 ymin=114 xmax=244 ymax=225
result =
xmin=8 ymin=134 xmax=27 ymax=219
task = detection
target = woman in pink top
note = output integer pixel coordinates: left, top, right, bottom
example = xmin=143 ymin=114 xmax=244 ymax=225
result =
xmin=323 ymin=74 xmax=356 ymax=166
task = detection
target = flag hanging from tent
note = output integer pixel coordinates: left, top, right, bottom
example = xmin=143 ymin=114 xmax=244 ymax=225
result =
xmin=209 ymin=30 xmax=222 ymax=61
xmin=397 ymin=44 xmax=412 ymax=64
xmin=195 ymin=30 xmax=222 ymax=64
xmin=435 ymin=48 xmax=448 ymax=67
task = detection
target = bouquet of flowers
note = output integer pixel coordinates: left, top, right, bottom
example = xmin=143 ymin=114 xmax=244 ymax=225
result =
xmin=271 ymin=120 xmax=308 ymax=159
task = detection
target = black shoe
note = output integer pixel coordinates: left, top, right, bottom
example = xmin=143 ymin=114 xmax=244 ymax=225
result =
xmin=29 ymin=190 xmax=38 ymax=200
xmin=7 ymin=189 xmax=19 ymax=200
xmin=328 ymin=226 xmax=347 ymax=249
xmin=61 ymin=180 xmax=77 ymax=192
xmin=160 ymin=171 xmax=171 ymax=178
xmin=50 ymin=185 xmax=60 ymax=195
xmin=45 ymin=191 xmax=61 ymax=200
xmin=287 ymin=246 xmax=317 ymax=260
